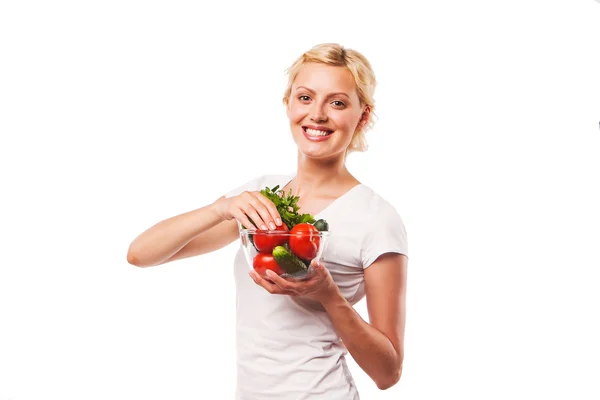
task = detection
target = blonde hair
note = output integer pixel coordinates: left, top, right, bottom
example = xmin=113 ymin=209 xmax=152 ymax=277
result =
xmin=283 ymin=43 xmax=377 ymax=154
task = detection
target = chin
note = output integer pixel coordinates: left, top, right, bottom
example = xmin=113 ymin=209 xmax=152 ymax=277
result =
xmin=297 ymin=143 xmax=346 ymax=161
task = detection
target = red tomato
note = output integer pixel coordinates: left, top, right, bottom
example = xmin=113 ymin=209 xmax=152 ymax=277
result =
xmin=289 ymin=223 xmax=320 ymax=260
xmin=253 ymin=253 xmax=284 ymax=276
xmin=253 ymin=223 xmax=289 ymax=253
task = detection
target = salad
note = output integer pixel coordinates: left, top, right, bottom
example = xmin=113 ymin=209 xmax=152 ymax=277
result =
xmin=247 ymin=185 xmax=329 ymax=277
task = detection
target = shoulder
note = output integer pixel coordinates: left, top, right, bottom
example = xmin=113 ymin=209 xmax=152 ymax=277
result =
xmin=354 ymin=184 xmax=405 ymax=223
xmin=355 ymin=185 xmax=409 ymax=265
xmin=328 ymin=183 xmax=407 ymax=239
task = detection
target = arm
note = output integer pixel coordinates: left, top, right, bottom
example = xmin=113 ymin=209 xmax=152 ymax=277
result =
xmin=126 ymin=198 xmax=238 ymax=267
xmin=127 ymin=190 xmax=283 ymax=267
xmin=320 ymin=253 xmax=407 ymax=390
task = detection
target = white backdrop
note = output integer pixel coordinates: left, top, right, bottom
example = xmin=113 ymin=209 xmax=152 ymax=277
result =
xmin=1 ymin=0 xmax=599 ymax=399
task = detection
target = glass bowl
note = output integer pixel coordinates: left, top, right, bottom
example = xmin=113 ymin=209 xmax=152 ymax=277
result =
xmin=240 ymin=227 xmax=330 ymax=280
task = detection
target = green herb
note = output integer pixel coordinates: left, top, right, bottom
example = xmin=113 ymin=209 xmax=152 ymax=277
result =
xmin=260 ymin=185 xmax=315 ymax=229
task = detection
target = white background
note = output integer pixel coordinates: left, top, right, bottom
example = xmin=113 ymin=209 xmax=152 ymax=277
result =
xmin=1 ymin=0 xmax=599 ymax=399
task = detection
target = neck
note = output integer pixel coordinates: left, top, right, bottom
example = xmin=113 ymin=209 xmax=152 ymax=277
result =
xmin=291 ymin=151 xmax=351 ymax=197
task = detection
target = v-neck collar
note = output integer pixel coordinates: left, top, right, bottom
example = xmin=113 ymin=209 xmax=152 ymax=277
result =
xmin=279 ymin=173 xmax=363 ymax=218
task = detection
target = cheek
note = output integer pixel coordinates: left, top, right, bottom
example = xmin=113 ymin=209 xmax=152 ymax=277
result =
xmin=334 ymin=112 xmax=361 ymax=132
xmin=287 ymin=104 xmax=305 ymax=124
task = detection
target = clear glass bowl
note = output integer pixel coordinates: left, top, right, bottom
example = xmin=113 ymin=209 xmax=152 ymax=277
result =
xmin=240 ymin=227 xmax=330 ymax=280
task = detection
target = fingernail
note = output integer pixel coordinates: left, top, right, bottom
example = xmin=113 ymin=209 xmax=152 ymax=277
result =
xmin=276 ymin=218 xmax=282 ymax=226
xmin=260 ymin=224 xmax=267 ymax=230
xmin=269 ymin=222 xmax=276 ymax=230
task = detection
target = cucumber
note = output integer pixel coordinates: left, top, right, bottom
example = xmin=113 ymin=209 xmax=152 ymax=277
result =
xmin=283 ymin=243 xmax=311 ymax=268
xmin=313 ymin=219 xmax=329 ymax=232
xmin=272 ymin=245 xmax=309 ymax=275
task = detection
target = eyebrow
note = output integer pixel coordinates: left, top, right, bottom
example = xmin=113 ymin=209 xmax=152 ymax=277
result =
xmin=295 ymin=86 xmax=351 ymax=99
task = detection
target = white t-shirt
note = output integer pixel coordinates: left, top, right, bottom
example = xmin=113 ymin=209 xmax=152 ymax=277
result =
xmin=225 ymin=173 xmax=408 ymax=400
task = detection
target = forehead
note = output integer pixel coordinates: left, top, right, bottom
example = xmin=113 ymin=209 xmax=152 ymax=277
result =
xmin=293 ymin=62 xmax=358 ymax=97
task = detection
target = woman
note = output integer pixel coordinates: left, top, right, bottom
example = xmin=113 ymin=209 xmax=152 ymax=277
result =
xmin=127 ymin=43 xmax=409 ymax=399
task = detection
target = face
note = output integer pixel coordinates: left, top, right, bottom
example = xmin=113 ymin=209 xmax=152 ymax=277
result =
xmin=286 ymin=62 xmax=368 ymax=160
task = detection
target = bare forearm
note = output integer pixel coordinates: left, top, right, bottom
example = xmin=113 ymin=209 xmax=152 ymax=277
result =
xmin=322 ymin=291 xmax=402 ymax=390
xmin=127 ymin=202 xmax=224 ymax=267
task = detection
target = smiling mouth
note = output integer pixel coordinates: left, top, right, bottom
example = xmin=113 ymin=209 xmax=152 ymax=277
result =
xmin=302 ymin=126 xmax=334 ymax=137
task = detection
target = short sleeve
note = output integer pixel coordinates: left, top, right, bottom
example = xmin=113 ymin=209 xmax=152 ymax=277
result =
xmin=361 ymin=206 xmax=408 ymax=269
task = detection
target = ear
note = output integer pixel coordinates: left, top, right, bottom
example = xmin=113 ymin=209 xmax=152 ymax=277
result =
xmin=357 ymin=106 xmax=371 ymax=129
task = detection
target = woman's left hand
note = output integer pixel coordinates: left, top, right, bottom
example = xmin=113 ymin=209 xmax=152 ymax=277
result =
xmin=249 ymin=261 xmax=339 ymax=304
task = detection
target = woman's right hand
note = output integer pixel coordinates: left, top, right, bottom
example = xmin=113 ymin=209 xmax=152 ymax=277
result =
xmin=213 ymin=191 xmax=282 ymax=231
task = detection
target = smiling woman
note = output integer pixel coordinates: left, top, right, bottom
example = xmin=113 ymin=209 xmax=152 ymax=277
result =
xmin=127 ymin=43 xmax=409 ymax=400
xmin=286 ymin=62 xmax=367 ymax=158
xmin=283 ymin=44 xmax=377 ymax=156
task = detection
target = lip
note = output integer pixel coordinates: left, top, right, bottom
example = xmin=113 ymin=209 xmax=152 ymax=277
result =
xmin=302 ymin=126 xmax=334 ymax=142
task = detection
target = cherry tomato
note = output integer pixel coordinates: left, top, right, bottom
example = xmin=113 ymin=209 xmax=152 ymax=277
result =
xmin=289 ymin=223 xmax=320 ymax=260
xmin=253 ymin=253 xmax=284 ymax=276
xmin=253 ymin=223 xmax=289 ymax=253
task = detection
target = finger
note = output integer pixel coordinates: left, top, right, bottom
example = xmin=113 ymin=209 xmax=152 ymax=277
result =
xmin=240 ymin=192 xmax=269 ymax=230
xmin=250 ymin=193 xmax=277 ymax=230
xmin=233 ymin=210 xmax=257 ymax=230
xmin=243 ymin=206 xmax=269 ymax=231
xmin=249 ymin=270 xmax=284 ymax=295
xmin=265 ymin=270 xmax=296 ymax=291
xmin=255 ymin=193 xmax=282 ymax=228
xmin=311 ymin=261 xmax=328 ymax=277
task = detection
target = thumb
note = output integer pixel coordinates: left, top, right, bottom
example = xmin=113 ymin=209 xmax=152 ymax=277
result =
xmin=312 ymin=260 xmax=324 ymax=273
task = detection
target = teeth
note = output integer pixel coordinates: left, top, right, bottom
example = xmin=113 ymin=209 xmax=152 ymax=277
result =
xmin=306 ymin=128 xmax=331 ymax=136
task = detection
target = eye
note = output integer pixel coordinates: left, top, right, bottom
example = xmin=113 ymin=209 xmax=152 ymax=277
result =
xmin=331 ymin=100 xmax=346 ymax=108
xmin=298 ymin=95 xmax=311 ymax=102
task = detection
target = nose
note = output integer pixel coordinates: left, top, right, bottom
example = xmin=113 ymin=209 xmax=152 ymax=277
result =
xmin=309 ymin=102 xmax=327 ymax=123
